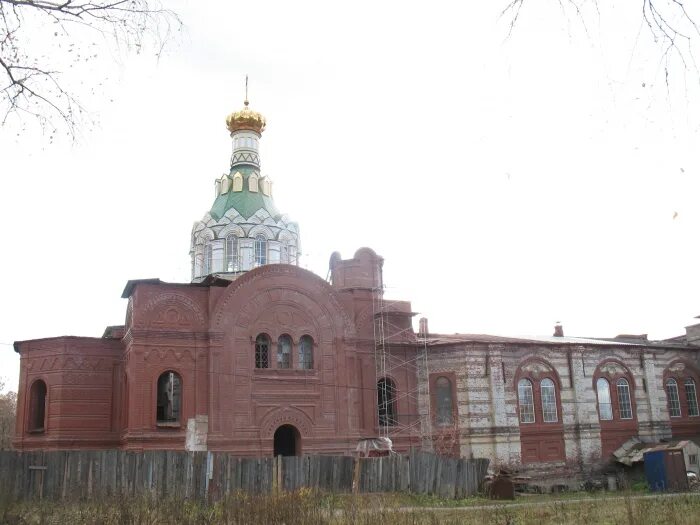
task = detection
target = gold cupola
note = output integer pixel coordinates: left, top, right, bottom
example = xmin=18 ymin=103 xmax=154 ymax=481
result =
xmin=225 ymin=99 xmax=266 ymax=135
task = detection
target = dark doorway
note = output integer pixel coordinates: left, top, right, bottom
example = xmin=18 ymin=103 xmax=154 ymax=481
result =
xmin=273 ymin=424 xmax=300 ymax=457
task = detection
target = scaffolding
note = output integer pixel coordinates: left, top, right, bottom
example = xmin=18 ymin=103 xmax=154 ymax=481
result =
xmin=372 ymin=269 xmax=433 ymax=450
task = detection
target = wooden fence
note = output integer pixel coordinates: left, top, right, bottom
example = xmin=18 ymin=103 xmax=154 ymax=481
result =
xmin=0 ymin=450 xmax=489 ymax=501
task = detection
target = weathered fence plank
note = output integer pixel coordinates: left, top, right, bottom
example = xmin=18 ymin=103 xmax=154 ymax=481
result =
xmin=0 ymin=450 xmax=488 ymax=501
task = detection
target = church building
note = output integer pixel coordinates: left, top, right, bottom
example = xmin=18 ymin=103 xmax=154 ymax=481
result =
xmin=12 ymin=98 xmax=700 ymax=475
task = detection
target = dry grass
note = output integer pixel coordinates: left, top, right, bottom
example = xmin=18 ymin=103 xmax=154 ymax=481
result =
xmin=0 ymin=491 xmax=699 ymax=524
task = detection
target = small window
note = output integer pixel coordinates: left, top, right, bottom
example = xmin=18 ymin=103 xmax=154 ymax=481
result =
xmin=280 ymin=242 xmax=289 ymax=264
xmin=277 ymin=335 xmax=292 ymax=369
xmin=249 ymin=174 xmax=259 ymax=192
xmin=298 ymin=335 xmax=313 ymax=370
xmin=541 ymin=378 xmax=558 ymax=423
xmin=617 ymin=379 xmax=633 ymax=420
xmin=232 ymin=172 xmax=243 ymax=192
xmin=685 ymin=379 xmax=699 ymax=417
xmin=28 ymin=380 xmax=47 ymax=432
xmin=667 ymin=379 xmax=682 ymax=417
xmin=518 ymin=379 xmax=535 ymax=423
xmin=435 ymin=376 xmax=454 ymax=426
xmin=689 ymin=454 xmax=698 ymax=466
xmin=226 ymin=235 xmax=239 ymax=272
xmin=254 ymin=235 xmax=267 ymax=266
xmin=377 ymin=378 xmax=397 ymax=426
xmin=156 ymin=372 xmax=181 ymax=424
xmin=596 ymin=377 xmax=613 ymax=420
xmin=255 ymin=334 xmax=270 ymax=369
xmin=204 ymin=243 xmax=213 ymax=275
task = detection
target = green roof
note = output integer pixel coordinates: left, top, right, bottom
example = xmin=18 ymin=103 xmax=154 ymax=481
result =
xmin=210 ymin=166 xmax=281 ymax=221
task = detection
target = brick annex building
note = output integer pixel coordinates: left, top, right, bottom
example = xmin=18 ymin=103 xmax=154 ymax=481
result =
xmin=12 ymin=99 xmax=700 ymax=473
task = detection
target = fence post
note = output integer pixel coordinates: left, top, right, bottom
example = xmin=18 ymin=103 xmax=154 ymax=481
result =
xmin=352 ymin=457 xmax=360 ymax=494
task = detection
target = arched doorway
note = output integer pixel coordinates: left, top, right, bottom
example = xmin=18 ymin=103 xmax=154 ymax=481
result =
xmin=273 ymin=424 xmax=300 ymax=457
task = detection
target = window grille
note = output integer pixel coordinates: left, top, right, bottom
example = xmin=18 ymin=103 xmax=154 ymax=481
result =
xmin=518 ymin=379 xmax=535 ymax=423
xmin=254 ymin=235 xmax=267 ymax=266
xmin=298 ymin=335 xmax=313 ymax=370
xmin=667 ymin=379 xmax=682 ymax=417
xmin=685 ymin=379 xmax=699 ymax=417
xmin=225 ymin=235 xmax=239 ymax=272
xmin=616 ymin=379 xmax=633 ymax=419
xmin=277 ymin=335 xmax=292 ymax=369
xmin=255 ymin=334 xmax=270 ymax=369
xmin=596 ymin=378 xmax=613 ymax=420
xmin=204 ymin=243 xmax=213 ymax=274
xmin=435 ymin=376 xmax=454 ymax=425
xmin=540 ymin=378 xmax=558 ymax=423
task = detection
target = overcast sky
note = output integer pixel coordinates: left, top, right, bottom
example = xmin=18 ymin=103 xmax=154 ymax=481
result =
xmin=1 ymin=1 xmax=699 ymax=392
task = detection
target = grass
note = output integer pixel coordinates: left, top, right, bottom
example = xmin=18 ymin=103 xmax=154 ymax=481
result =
xmin=0 ymin=490 xmax=699 ymax=524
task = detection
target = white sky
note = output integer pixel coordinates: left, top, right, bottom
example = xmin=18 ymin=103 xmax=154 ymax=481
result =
xmin=1 ymin=0 xmax=699 ymax=392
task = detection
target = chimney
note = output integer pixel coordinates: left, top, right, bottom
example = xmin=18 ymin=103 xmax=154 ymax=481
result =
xmin=553 ymin=322 xmax=564 ymax=337
xmin=418 ymin=317 xmax=429 ymax=338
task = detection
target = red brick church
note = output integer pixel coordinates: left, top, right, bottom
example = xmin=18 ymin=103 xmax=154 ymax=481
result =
xmin=12 ymin=98 xmax=700 ymax=473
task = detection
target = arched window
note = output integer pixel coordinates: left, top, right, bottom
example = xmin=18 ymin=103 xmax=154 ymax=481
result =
xmin=517 ymin=379 xmax=535 ymax=423
xmin=280 ymin=241 xmax=289 ymax=264
xmin=685 ymin=379 xmax=699 ymax=417
xmin=435 ymin=376 xmax=454 ymax=426
xmin=667 ymin=379 xmax=682 ymax=417
xmin=596 ymin=378 xmax=613 ymax=420
xmin=540 ymin=378 xmax=558 ymax=423
xmin=249 ymin=174 xmax=259 ymax=192
xmin=28 ymin=380 xmax=47 ymax=432
xmin=232 ymin=172 xmax=243 ymax=192
xmin=377 ymin=378 xmax=397 ymax=426
xmin=616 ymin=379 xmax=633 ymax=419
xmin=156 ymin=371 xmax=181 ymax=424
xmin=204 ymin=243 xmax=213 ymax=274
xmin=255 ymin=334 xmax=270 ymax=369
xmin=277 ymin=335 xmax=292 ymax=369
xmin=225 ymin=235 xmax=239 ymax=272
xmin=254 ymin=235 xmax=267 ymax=266
xmin=298 ymin=335 xmax=313 ymax=370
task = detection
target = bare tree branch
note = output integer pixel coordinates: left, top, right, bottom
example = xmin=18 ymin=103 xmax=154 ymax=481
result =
xmin=501 ymin=0 xmax=700 ymax=89
xmin=0 ymin=0 xmax=181 ymax=140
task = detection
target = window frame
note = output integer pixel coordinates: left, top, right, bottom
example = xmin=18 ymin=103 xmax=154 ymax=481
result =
xmin=298 ymin=335 xmax=314 ymax=370
xmin=28 ymin=379 xmax=47 ymax=433
xmin=685 ymin=378 xmax=699 ymax=417
xmin=277 ymin=334 xmax=292 ymax=369
xmin=156 ymin=371 xmax=182 ymax=427
xmin=377 ymin=377 xmax=398 ymax=427
xmin=667 ymin=378 xmax=682 ymax=418
xmin=434 ymin=374 xmax=456 ymax=427
xmin=593 ymin=363 xmax=637 ymax=424
xmin=616 ymin=378 xmax=633 ymax=420
xmin=596 ymin=377 xmax=614 ymax=421
xmin=664 ymin=363 xmax=700 ymax=427
xmin=254 ymin=235 xmax=267 ymax=266
xmin=517 ymin=378 xmax=536 ymax=424
xmin=255 ymin=333 xmax=271 ymax=369
xmin=540 ymin=378 xmax=558 ymax=423
xmin=225 ymin=234 xmax=239 ymax=272
xmin=204 ymin=242 xmax=213 ymax=275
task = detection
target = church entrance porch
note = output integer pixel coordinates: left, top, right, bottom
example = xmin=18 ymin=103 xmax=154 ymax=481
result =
xmin=273 ymin=425 xmax=301 ymax=457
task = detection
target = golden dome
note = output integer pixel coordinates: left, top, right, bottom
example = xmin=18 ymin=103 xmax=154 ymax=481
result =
xmin=225 ymin=100 xmax=266 ymax=135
